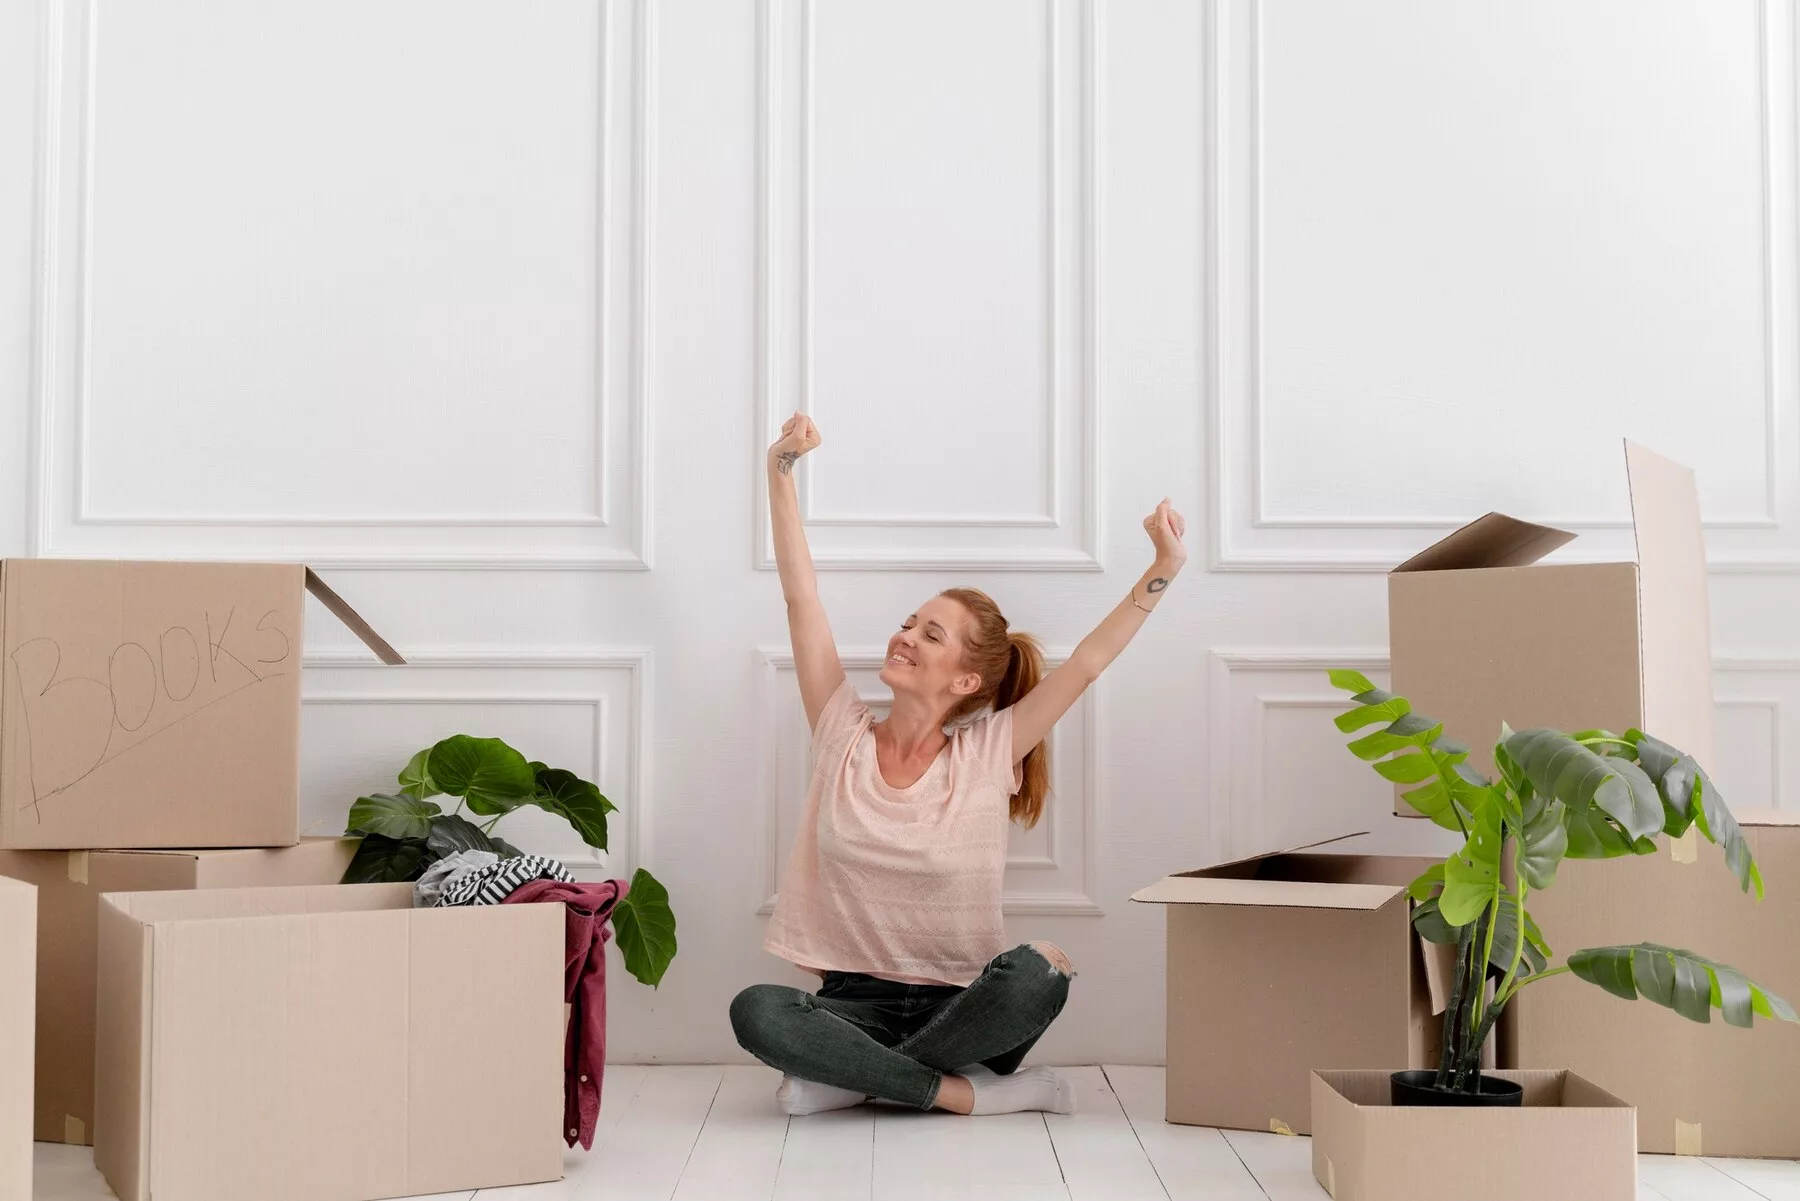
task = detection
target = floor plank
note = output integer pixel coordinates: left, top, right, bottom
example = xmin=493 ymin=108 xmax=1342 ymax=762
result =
xmin=1637 ymin=1156 xmax=1766 ymax=1201
xmin=34 ymin=1142 xmax=134 ymax=1201
xmin=568 ymin=1065 xmax=724 ymax=1201
xmin=870 ymin=1100 xmax=1069 ymax=1201
xmin=1220 ymin=1128 xmax=1327 ymax=1201
xmin=1101 ymin=1066 xmax=1265 ymax=1201
xmin=1708 ymin=1156 xmax=1800 ymax=1200
xmin=770 ymin=1103 xmax=874 ymax=1201
xmin=1045 ymin=1067 xmax=1169 ymax=1201
xmin=476 ymin=1064 xmax=653 ymax=1200
xmin=669 ymin=1065 xmax=789 ymax=1201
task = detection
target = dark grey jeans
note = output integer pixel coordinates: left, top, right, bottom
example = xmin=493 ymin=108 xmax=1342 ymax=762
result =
xmin=729 ymin=943 xmax=1072 ymax=1110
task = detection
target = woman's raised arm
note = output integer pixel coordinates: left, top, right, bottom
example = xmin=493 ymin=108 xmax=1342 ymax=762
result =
xmin=768 ymin=412 xmax=845 ymax=731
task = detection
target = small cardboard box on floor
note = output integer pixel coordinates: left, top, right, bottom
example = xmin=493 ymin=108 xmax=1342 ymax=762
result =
xmin=0 ymin=837 xmax=357 ymax=1145
xmin=0 ymin=875 xmax=34 ymax=1201
xmin=95 ymin=883 xmax=565 ymax=1201
xmin=1386 ymin=441 xmax=1714 ymax=793
xmin=0 ymin=558 xmax=403 ymax=850
xmin=1132 ymin=839 xmax=1462 ymax=1135
xmin=1504 ymin=811 xmax=1800 ymax=1158
xmin=1310 ymin=1069 xmax=1636 ymax=1201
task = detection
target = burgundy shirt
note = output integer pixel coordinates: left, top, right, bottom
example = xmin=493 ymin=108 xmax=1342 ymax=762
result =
xmin=504 ymin=877 xmax=628 ymax=1149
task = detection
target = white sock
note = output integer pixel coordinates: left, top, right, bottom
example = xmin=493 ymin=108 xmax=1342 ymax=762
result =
xmin=777 ymin=1074 xmax=868 ymax=1116
xmin=966 ymin=1065 xmax=1076 ymax=1116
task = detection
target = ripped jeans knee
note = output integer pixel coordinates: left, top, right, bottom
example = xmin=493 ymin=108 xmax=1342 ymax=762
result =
xmin=1023 ymin=940 xmax=1075 ymax=979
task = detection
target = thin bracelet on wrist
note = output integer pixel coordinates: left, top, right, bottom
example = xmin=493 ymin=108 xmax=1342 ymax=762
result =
xmin=1130 ymin=591 xmax=1154 ymax=613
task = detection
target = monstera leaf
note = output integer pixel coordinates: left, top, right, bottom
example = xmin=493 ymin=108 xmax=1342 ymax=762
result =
xmin=1503 ymin=728 xmax=1663 ymax=843
xmin=1330 ymin=676 xmax=1481 ymax=833
xmin=1628 ymin=731 xmax=1762 ymax=898
xmin=1569 ymin=944 xmax=1797 ymax=1028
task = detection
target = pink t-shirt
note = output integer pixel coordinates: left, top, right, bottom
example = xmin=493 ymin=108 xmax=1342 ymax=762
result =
xmin=763 ymin=677 xmax=1021 ymax=987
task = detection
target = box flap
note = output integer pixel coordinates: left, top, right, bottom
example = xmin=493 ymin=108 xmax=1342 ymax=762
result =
xmin=1734 ymin=807 xmax=1800 ymax=827
xmin=1624 ymin=441 xmax=1715 ymax=769
xmin=1419 ymin=935 xmax=1457 ymax=1015
xmin=1130 ymin=875 xmax=1404 ymax=911
xmin=303 ymin=569 xmax=405 ymax=665
xmin=1156 ymin=829 xmax=1372 ymax=882
xmin=1391 ymin=513 xmax=1578 ymax=573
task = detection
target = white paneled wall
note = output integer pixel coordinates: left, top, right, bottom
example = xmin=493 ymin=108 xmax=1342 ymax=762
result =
xmin=1 ymin=0 xmax=1796 ymax=1067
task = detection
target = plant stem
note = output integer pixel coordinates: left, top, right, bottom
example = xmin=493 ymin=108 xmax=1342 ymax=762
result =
xmin=482 ymin=814 xmax=503 ymax=834
xmin=454 ymin=798 xmax=465 ymax=817
xmin=1496 ymin=965 xmax=1571 ymax=1007
xmin=1437 ymin=924 xmax=1474 ymax=1089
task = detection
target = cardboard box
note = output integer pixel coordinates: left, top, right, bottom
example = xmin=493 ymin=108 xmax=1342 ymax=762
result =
xmin=94 ymin=883 xmax=564 ymax=1201
xmin=1310 ymin=1069 xmax=1636 ymax=1201
xmin=1 ymin=559 xmax=402 ymax=849
xmin=0 ymin=875 xmax=34 ymax=1201
xmin=0 ymin=836 xmax=357 ymax=1145
xmin=1132 ymin=841 xmax=1452 ymax=1134
xmin=1504 ymin=810 xmax=1800 ymax=1157
xmin=1387 ymin=441 xmax=1714 ymax=808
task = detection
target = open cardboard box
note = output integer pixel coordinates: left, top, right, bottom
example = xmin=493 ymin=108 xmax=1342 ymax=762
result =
xmin=0 ymin=559 xmax=403 ymax=849
xmin=1132 ymin=836 xmax=1468 ymax=1134
xmin=1387 ymin=441 xmax=1714 ymax=801
xmin=1505 ymin=809 xmax=1800 ymax=1157
xmin=0 ymin=874 xmax=33 ymax=1201
xmin=1310 ymin=1069 xmax=1636 ymax=1201
xmin=94 ymin=883 xmax=564 ymax=1201
xmin=0 ymin=837 xmax=356 ymax=1145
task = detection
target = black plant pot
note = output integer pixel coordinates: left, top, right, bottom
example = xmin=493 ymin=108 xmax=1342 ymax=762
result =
xmin=1389 ymin=1070 xmax=1523 ymax=1107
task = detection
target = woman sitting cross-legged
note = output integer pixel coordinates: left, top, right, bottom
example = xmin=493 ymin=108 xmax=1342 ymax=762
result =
xmin=731 ymin=412 xmax=1186 ymax=1116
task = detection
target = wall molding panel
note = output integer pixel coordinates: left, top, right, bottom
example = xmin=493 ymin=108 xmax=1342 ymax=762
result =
xmin=28 ymin=0 xmax=655 ymax=568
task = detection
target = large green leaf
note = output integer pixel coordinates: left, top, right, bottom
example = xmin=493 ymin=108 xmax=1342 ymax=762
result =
xmin=489 ymin=835 xmax=525 ymax=860
xmin=1505 ymin=729 xmax=1663 ymax=842
xmin=426 ymin=736 xmax=536 ymax=816
xmin=1411 ymin=895 xmax=1457 ymax=945
xmin=1515 ymin=790 xmax=1569 ymax=891
xmin=346 ymin=793 xmax=441 ymax=841
xmin=612 ymin=868 xmax=677 ymax=988
xmin=1334 ymin=690 xmax=1411 ymax=733
xmin=1328 ymin=669 xmax=1377 ymax=695
xmin=1629 ymin=731 xmax=1763 ymax=898
xmin=1440 ymin=795 xmax=1503 ymax=926
xmin=1569 ymin=944 xmax=1799 ymax=1028
xmin=1406 ymin=863 xmax=1444 ymax=903
xmin=1484 ymin=893 xmax=1547 ymax=978
xmin=425 ymin=813 xmax=497 ymax=859
xmin=529 ymin=767 xmax=617 ymax=852
xmin=398 ymin=748 xmax=441 ymax=801
xmin=341 ymin=834 xmax=432 ymax=883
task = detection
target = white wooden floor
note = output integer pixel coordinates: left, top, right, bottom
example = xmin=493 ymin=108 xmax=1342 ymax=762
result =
xmin=33 ymin=1065 xmax=1800 ymax=1201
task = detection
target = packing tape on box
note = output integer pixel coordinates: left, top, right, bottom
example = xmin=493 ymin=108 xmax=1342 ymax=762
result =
xmin=1671 ymin=828 xmax=1698 ymax=864
xmin=1675 ymin=1119 xmax=1703 ymax=1156
xmin=1268 ymin=1118 xmax=1295 ymax=1136
xmin=67 ymin=851 xmax=88 ymax=884
xmin=64 ymin=1116 xmax=84 ymax=1144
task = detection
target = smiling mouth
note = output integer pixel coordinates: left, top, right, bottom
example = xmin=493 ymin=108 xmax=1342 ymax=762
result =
xmin=888 ymin=652 xmax=916 ymax=667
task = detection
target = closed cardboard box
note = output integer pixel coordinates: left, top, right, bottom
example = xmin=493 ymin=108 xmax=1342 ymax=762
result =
xmin=95 ymin=883 xmax=565 ymax=1201
xmin=0 ymin=837 xmax=356 ymax=1144
xmin=0 ymin=559 xmax=401 ymax=849
xmin=0 ymin=875 xmax=34 ymax=1201
xmin=1133 ymin=843 xmax=1450 ymax=1134
xmin=1310 ymin=1070 xmax=1635 ymax=1201
xmin=1387 ymin=442 xmax=1714 ymax=808
xmin=1504 ymin=811 xmax=1800 ymax=1157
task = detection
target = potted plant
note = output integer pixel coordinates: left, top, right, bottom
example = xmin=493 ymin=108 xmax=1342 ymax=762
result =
xmin=1329 ymin=670 xmax=1796 ymax=1106
xmin=339 ymin=733 xmax=677 ymax=987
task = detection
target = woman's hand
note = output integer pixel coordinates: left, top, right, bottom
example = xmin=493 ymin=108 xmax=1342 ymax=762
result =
xmin=769 ymin=412 xmax=822 ymax=476
xmin=1143 ymin=497 xmax=1187 ymax=572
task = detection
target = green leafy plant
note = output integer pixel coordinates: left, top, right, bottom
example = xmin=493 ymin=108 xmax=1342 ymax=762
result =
xmin=1329 ymin=670 xmax=1796 ymax=1096
xmin=342 ymin=734 xmax=677 ymax=987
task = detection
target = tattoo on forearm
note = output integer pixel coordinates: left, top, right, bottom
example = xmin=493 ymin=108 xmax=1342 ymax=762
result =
xmin=1146 ymin=577 xmax=1168 ymax=594
xmin=776 ymin=451 xmax=798 ymax=475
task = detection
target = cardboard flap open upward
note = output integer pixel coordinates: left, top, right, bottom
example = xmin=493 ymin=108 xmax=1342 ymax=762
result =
xmin=304 ymin=569 xmax=405 ymax=665
xmin=1391 ymin=513 xmax=1578 ymax=573
xmin=1624 ymin=441 xmax=1715 ymax=768
xmin=1419 ymin=936 xmax=1457 ymax=1014
xmin=1130 ymin=876 xmax=1405 ymax=910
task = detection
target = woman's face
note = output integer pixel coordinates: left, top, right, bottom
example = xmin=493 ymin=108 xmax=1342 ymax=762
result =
xmin=879 ymin=596 xmax=979 ymax=701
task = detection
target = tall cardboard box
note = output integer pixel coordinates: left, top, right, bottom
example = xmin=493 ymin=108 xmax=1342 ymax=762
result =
xmin=1310 ymin=1069 xmax=1636 ymax=1201
xmin=1132 ymin=842 xmax=1450 ymax=1134
xmin=95 ymin=883 xmax=565 ymax=1201
xmin=0 ymin=837 xmax=357 ymax=1145
xmin=1504 ymin=811 xmax=1800 ymax=1157
xmin=0 ymin=875 xmax=34 ymax=1201
xmin=1387 ymin=441 xmax=1714 ymax=800
xmin=1 ymin=559 xmax=402 ymax=849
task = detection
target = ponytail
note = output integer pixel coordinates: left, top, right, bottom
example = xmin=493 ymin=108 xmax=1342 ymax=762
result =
xmin=937 ymin=587 xmax=1053 ymax=829
xmin=998 ymin=631 xmax=1050 ymax=829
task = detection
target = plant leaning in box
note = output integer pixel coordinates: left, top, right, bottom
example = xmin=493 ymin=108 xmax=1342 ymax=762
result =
xmin=339 ymin=734 xmax=677 ymax=987
xmin=1328 ymin=670 xmax=1797 ymax=1106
